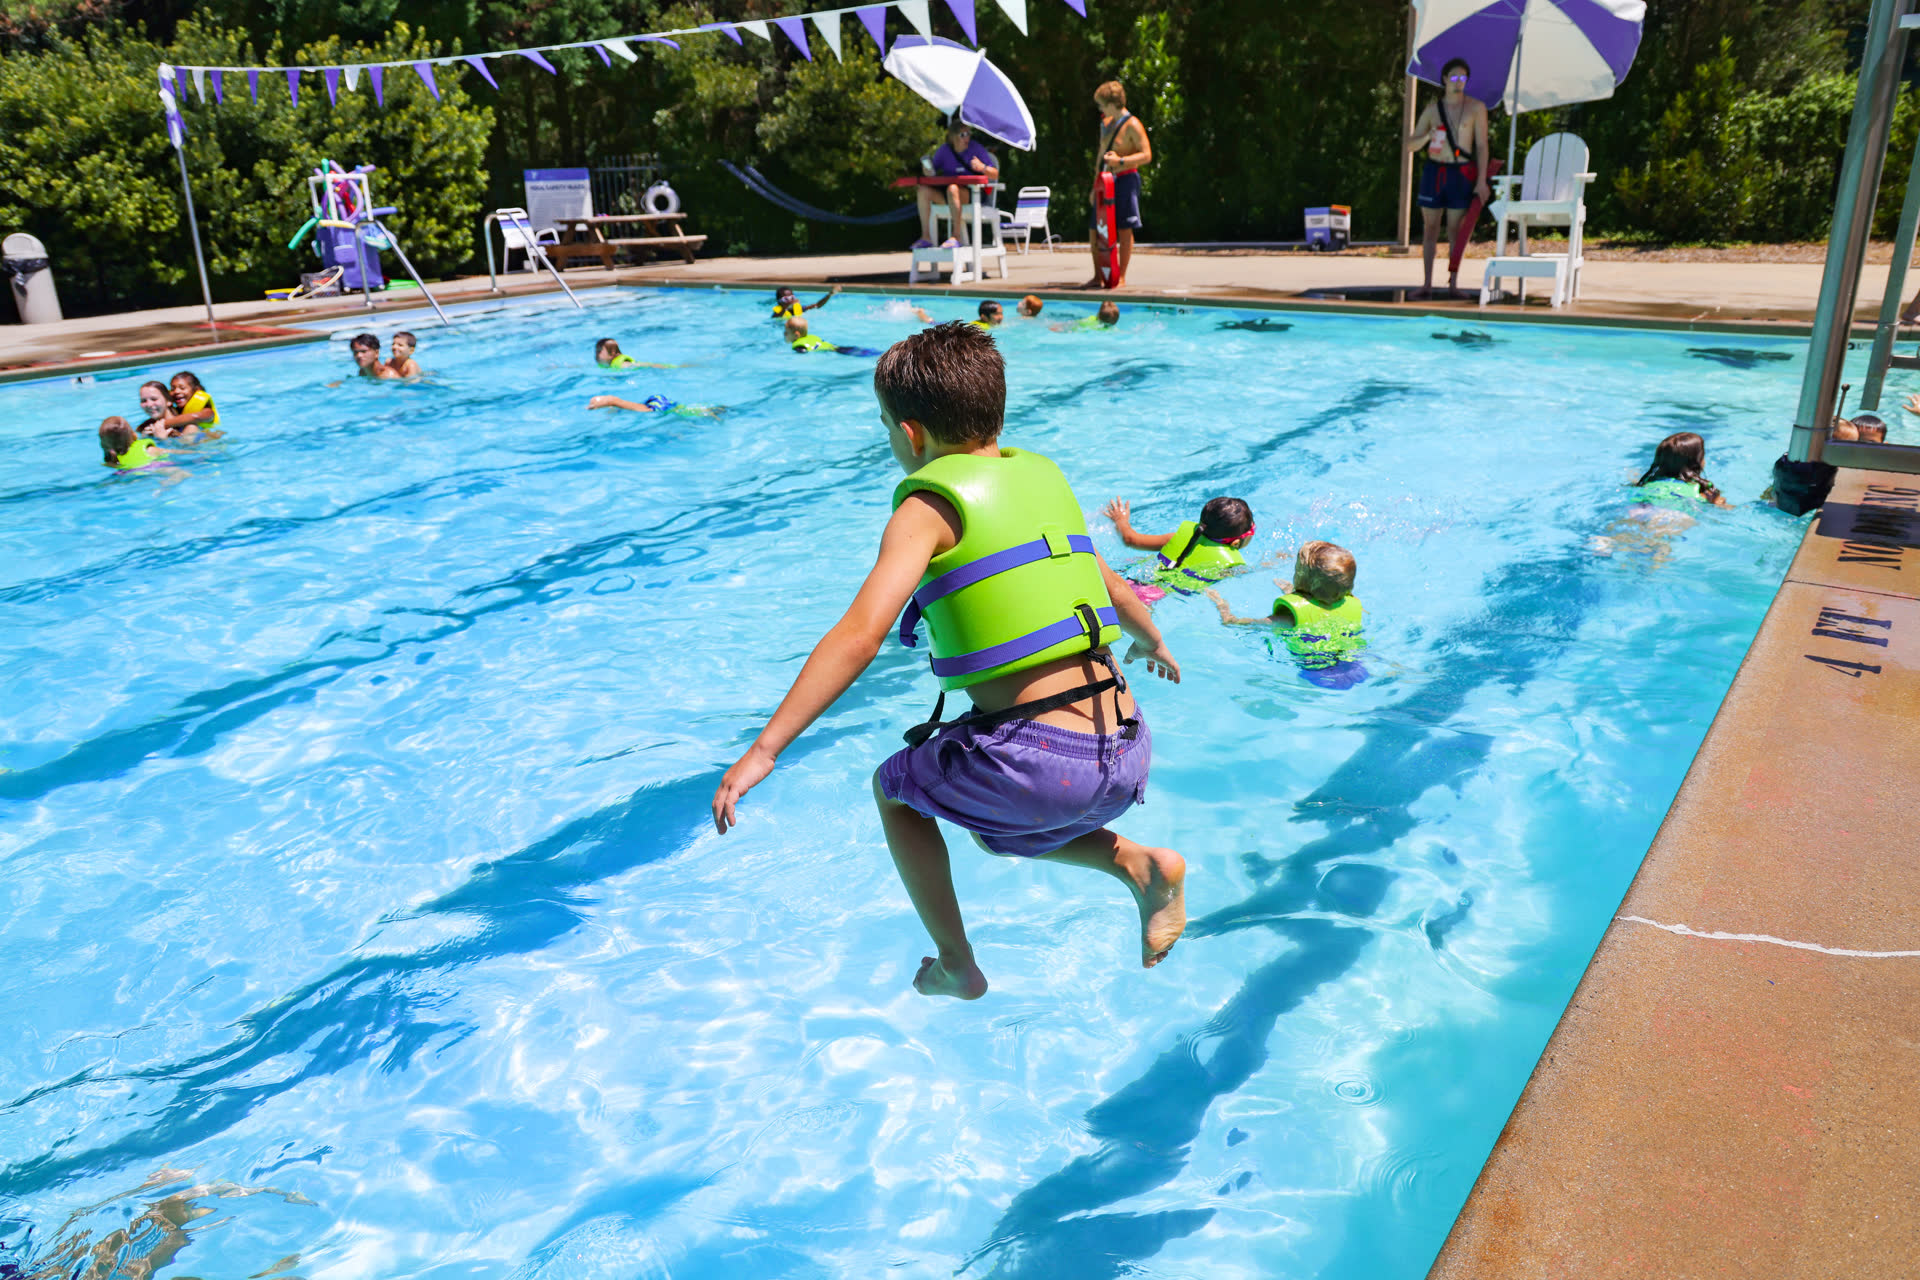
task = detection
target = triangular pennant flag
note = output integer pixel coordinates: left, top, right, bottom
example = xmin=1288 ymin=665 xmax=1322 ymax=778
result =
xmin=345 ymin=64 xmax=361 ymax=92
xmin=773 ymin=17 xmax=811 ymax=58
xmin=413 ymin=61 xmax=440 ymax=99
xmin=990 ymin=0 xmax=1027 ymax=34
xmin=248 ymin=69 xmax=260 ymax=101
xmin=945 ymin=0 xmax=977 ymax=44
xmin=639 ymin=35 xmax=681 ymax=50
xmin=856 ymin=6 xmax=887 ymax=50
xmin=739 ymin=19 xmax=771 ymax=41
xmin=173 ymin=66 xmax=189 ymax=102
xmin=812 ymin=11 xmax=843 ymax=60
xmin=896 ymin=0 xmax=933 ymax=39
xmin=592 ymin=43 xmax=611 ymax=65
xmin=370 ymin=64 xmax=386 ymax=105
xmin=698 ymin=21 xmax=744 ymax=44
xmin=286 ymin=68 xmax=300 ymax=106
xmin=191 ymin=66 xmax=205 ymax=101
xmin=1059 ymin=0 xmax=1085 ymax=14
xmin=325 ymin=67 xmax=340 ymax=104
xmin=465 ymin=55 xmax=499 ymax=87
xmin=211 ymin=69 xmax=225 ymax=104
xmin=518 ymin=49 xmax=557 ymax=73
xmin=601 ymin=38 xmax=638 ymax=63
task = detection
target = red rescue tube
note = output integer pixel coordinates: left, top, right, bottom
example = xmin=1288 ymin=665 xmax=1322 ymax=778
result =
xmin=1097 ymin=171 xmax=1118 ymax=289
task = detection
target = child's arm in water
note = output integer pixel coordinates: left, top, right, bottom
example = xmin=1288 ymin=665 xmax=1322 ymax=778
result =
xmin=1100 ymin=556 xmax=1181 ymax=680
xmin=1206 ymin=587 xmax=1280 ymax=627
xmin=712 ymin=491 xmax=955 ymax=832
xmin=1101 ymin=498 xmax=1176 ymax=551
xmin=588 ymin=395 xmax=661 ymax=411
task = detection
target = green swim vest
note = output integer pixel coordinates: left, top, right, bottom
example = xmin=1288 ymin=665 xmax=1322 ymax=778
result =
xmin=895 ymin=448 xmax=1122 ymax=691
xmin=113 ymin=438 xmax=162 ymax=470
xmin=1635 ymin=478 xmax=1703 ymax=510
xmin=608 ymin=353 xmax=638 ymax=369
xmin=1155 ymin=520 xmax=1246 ymax=586
xmin=791 ymin=334 xmax=837 ymax=353
xmin=1274 ymin=591 xmax=1364 ymax=659
xmin=1070 ymin=315 xmax=1112 ymax=332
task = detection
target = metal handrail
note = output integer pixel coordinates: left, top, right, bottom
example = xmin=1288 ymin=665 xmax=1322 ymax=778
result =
xmin=482 ymin=210 xmax=583 ymax=309
xmin=339 ymin=217 xmax=454 ymax=329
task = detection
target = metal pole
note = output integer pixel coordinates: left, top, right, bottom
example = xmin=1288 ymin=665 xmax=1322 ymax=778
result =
xmin=1860 ymin=126 xmax=1920 ymax=411
xmin=1396 ymin=5 xmax=1416 ymax=253
xmin=1791 ymin=0 xmax=1911 ymax=461
xmin=172 ymin=141 xmax=217 ymax=334
xmin=1506 ymin=8 xmax=1525 ymax=178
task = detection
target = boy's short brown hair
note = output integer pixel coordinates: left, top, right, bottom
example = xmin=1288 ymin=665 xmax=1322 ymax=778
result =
xmin=350 ymin=333 xmax=380 ymax=352
xmin=873 ymin=321 xmax=1005 ymax=447
xmin=1297 ymin=540 xmax=1357 ymax=603
xmin=1095 ymin=81 xmax=1126 ymax=108
xmin=99 ymin=416 xmax=135 ymax=458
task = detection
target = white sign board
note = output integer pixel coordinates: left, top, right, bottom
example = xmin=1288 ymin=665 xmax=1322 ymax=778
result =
xmin=524 ymin=168 xmax=592 ymax=234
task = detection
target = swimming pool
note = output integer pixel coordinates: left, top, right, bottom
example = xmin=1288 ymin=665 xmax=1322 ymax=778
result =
xmin=0 ymin=289 xmax=1814 ymax=1278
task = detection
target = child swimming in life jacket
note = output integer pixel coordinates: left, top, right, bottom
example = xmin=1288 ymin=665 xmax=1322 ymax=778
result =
xmin=1053 ymin=300 xmax=1120 ymax=332
xmin=100 ymin=416 xmax=169 ymax=471
xmin=712 ymin=322 xmax=1187 ymax=1001
xmin=1632 ymin=431 xmax=1729 ymax=510
xmin=1103 ymin=496 xmax=1256 ymax=603
xmin=586 ymin=393 xmax=721 ymax=417
xmin=162 ymin=372 xmax=223 ymax=438
xmin=594 ymin=338 xmax=678 ymax=370
xmin=386 ymin=331 xmax=422 ymax=379
xmin=1208 ymin=541 xmax=1367 ymax=690
xmin=772 ymin=285 xmax=838 ymax=320
xmin=784 ymin=315 xmax=880 ymax=357
xmin=971 ymin=300 xmax=1004 ymax=329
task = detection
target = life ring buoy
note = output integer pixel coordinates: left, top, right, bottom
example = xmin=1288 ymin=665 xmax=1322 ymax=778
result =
xmin=642 ymin=182 xmax=680 ymax=216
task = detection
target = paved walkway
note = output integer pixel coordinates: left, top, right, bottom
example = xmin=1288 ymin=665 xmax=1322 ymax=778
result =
xmin=3 ymin=243 xmax=1909 ymax=379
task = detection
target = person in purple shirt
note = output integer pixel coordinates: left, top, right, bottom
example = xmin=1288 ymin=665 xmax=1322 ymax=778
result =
xmin=914 ymin=121 xmax=999 ymax=249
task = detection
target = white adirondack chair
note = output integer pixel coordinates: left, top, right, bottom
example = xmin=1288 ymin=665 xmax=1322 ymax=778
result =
xmin=997 ymin=186 xmax=1058 ymax=253
xmin=1487 ymin=133 xmax=1595 ymax=300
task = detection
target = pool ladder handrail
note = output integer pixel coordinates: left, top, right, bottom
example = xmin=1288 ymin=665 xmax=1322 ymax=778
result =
xmin=482 ymin=210 xmax=584 ymax=310
xmin=344 ymin=215 xmax=455 ymax=330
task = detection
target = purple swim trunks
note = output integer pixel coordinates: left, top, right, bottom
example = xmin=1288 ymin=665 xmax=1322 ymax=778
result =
xmin=877 ymin=708 xmax=1152 ymax=857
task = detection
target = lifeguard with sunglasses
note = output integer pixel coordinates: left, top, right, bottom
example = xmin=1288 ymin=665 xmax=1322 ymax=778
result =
xmin=1404 ymin=57 xmax=1491 ymax=297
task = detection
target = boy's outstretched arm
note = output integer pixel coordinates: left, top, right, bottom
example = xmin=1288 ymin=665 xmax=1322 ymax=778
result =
xmin=1206 ymin=587 xmax=1273 ymax=627
xmin=1100 ymin=498 xmax=1174 ymax=551
xmin=1099 ymin=555 xmax=1180 ymax=683
xmin=712 ymin=494 xmax=955 ymax=832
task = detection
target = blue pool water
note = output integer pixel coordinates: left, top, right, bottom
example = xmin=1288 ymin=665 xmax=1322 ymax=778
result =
xmin=1 ymin=290 xmax=1815 ymax=1278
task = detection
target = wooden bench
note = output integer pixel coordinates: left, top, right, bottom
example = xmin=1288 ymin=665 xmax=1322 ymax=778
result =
xmin=605 ymin=234 xmax=708 ymax=265
xmin=552 ymin=214 xmax=705 ymax=269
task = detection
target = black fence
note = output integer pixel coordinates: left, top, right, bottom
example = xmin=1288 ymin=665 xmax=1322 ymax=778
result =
xmin=590 ymin=153 xmax=666 ymax=215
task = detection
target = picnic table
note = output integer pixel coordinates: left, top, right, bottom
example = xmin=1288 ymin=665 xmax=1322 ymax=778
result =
xmin=549 ymin=213 xmax=707 ymax=269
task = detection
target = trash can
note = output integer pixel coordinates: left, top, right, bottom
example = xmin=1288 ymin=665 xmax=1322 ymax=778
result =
xmin=3 ymin=232 xmax=63 ymax=324
xmin=1304 ymin=205 xmax=1352 ymax=251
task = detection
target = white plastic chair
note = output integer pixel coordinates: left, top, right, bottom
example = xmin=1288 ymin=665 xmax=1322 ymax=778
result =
xmin=493 ymin=206 xmax=559 ymax=273
xmin=1488 ymin=133 xmax=1595 ymax=301
xmin=997 ymin=186 xmax=1057 ymax=254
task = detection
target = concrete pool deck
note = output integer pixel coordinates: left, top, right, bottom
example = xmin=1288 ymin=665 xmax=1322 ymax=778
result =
xmin=5 ymin=246 xmax=1915 ymax=1275
xmin=5 ymin=242 xmax=1918 ymax=380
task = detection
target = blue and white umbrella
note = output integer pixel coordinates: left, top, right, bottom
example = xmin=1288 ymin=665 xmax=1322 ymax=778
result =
xmin=1408 ymin=0 xmax=1646 ymax=168
xmin=882 ymin=35 xmax=1037 ymax=152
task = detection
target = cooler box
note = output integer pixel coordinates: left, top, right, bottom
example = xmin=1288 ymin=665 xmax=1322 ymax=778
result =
xmin=1304 ymin=205 xmax=1351 ymax=250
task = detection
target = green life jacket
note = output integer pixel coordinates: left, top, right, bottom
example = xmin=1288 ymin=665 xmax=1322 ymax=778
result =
xmin=113 ymin=438 xmax=162 ymax=470
xmin=1154 ymin=520 xmax=1246 ymax=587
xmin=609 ymin=353 xmax=638 ymax=369
xmin=1635 ymin=478 xmax=1703 ymax=510
xmin=895 ymin=448 xmax=1122 ymax=691
xmin=791 ymin=334 xmax=837 ymax=353
xmin=1274 ymin=591 xmax=1364 ymax=659
xmin=1070 ymin=315 xmax=1112 ymax=332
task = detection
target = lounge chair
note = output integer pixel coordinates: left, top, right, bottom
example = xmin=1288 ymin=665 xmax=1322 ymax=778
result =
xmin=998 ymin=186 xmax=1058 ymax=254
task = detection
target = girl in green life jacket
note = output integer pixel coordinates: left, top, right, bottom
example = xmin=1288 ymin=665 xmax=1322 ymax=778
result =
xmin=1208 ymin=540 xmax=1368 ymax=690
xmin=594 ymin=337 xmax=676 ymax=370
xmin=1104 ymin=495 xmax=1256 ymax=603
xmin=99 ymin=416 xmax=170 ymax=471
xmin=1633 ymin=431 xmax=1729 ymax=510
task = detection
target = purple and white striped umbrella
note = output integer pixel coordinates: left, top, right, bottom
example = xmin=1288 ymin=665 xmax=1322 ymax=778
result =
xmin=882 ymin=35 xmax=1036 ymax=152
xmin=1408 ymin=0 xmax=1645 ymax=120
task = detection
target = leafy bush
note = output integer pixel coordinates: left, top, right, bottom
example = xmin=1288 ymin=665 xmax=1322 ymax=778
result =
xmin=0 ymin=20 xmax=491 ymax=314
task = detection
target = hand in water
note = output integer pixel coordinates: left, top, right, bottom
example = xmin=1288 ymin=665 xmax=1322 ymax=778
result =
xmin=1125 ymin=640 xmax=1180 ymax=683
xmin=712 ymin=744 xmax=776 ymax=832
xmin=1101 ymin=497 xmax=1132 ymax=532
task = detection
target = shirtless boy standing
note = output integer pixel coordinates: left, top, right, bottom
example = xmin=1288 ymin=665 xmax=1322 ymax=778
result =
xmin=1404 ymin=58 xmax=1490 ymax=297
xmin=1085 ymin=81 xmax=1152 ymax=290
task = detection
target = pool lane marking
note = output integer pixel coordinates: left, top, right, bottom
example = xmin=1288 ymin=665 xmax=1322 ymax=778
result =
xmin=1617 ymin=915 xmax=1920 ymax=958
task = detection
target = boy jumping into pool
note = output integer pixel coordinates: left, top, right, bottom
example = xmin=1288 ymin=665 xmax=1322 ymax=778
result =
xmin=712 ymin=322 xmax=1187 ymax=1000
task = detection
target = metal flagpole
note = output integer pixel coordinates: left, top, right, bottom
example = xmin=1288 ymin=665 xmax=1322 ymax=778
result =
xmin=158 ymin=66 xmax=218 ymax=334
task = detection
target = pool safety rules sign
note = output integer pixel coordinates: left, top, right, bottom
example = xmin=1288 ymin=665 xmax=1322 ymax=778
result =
xmin=524 ymin=168 xmax=591 ymax=235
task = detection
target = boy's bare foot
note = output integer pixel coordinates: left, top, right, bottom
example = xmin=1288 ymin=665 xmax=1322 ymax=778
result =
xmin=1077 ymin=276 xmax=1105 ymax=289
xmin=1133 ymin=846 xmax=1186 ymax=967
xmin=914 ymin=955 xmax=989 ymax=999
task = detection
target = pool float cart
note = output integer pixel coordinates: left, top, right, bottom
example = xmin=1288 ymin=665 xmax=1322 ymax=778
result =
xmin=283 ymin=160 xmax=452 ymax=326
